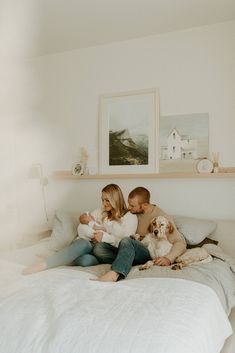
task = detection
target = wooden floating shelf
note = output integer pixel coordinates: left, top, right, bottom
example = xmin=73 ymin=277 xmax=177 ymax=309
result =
xmin=52 ymin=171 xmax=235 ymax=180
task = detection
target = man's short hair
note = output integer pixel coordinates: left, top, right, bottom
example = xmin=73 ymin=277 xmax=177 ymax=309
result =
xmin=128 ymin=187 xmax=150 ymax=204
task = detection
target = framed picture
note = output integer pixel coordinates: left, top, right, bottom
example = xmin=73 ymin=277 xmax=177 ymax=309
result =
xmin=72 ymin=163 xmax=84 ymax=175
xmin=159 ymin=113 xmax=209 ymax=173
xmin=98 ymin=88 xmax=159 ymax=174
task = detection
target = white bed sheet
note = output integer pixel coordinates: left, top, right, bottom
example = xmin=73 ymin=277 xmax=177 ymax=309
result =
xmin=0 ymin=261 xmax=232 ymax=353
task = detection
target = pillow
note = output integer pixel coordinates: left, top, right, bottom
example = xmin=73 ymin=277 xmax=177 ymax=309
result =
xmin=173 ymin=215 xmax=217 ymax=245
xmin=187 ymin=237 xmax=218 ymax=249
xmin=48 ymin=209 xmax=79 ymax=251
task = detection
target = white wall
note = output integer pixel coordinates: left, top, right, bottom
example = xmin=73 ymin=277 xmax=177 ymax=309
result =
xmin=17 ymin=21 xmax=235 ymax=238
xmin=0 ymin=0 xmax=46 ymax=250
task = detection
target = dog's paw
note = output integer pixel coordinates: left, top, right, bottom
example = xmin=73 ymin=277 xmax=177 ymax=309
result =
xmin=139 ymin=264 xmax=148 ymax=271
xmin=171 ymin=263 xmax=183 ymax=270
xmin=139 ymin=260 xmax=154 ymax=271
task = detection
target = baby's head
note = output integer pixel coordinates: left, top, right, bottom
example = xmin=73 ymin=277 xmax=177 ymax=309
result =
xmin=79 ymin=212 xmax=94 ymax=224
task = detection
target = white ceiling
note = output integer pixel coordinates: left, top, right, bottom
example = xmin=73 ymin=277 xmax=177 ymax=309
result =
xmin=7 ymin=0 xmax=235 ymax=56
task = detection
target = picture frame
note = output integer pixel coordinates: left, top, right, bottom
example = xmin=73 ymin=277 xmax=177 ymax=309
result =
xmin=72 ymin=163 xmax=84 ymax=175
xmin=98 ymin=88 xmax=159 ymax=174
xmin=159 ymin=113 xmax=210 ymax=173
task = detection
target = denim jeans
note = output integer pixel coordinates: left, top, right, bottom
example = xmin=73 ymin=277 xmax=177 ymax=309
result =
xmin=46 ymin=239 xmax=99 ymax=268
xmin=93 ymin=237 xmax=151 ymax=278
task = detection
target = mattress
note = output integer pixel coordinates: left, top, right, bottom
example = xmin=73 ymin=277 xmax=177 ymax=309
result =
xmin=0 ymin=261 xmax=232 ymax=353
xmin=0 ymin=231 xmax=235 ymax=353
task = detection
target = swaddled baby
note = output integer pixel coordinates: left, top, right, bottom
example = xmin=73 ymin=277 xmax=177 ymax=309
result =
xmin=78 ymin=212 xmax=106 ymax=241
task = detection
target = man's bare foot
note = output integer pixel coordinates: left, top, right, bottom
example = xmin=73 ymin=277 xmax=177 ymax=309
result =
xmin=22 ymin=262 xmax=47 ymax=275
xmin=91 ymin=271 xmax=120 ymax=282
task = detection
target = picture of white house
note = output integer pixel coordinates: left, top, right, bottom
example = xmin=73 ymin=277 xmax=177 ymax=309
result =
xmin=160 ymin=113 xmax=209 ymax=172
xmin=161 ymin=128 xmax=198 ymax=160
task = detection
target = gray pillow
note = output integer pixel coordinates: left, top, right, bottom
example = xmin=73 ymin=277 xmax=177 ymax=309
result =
xmin=49 ymin=209 xmax=79 ymax=251
xmin=173 ymin=215 xmax=217 ymax=245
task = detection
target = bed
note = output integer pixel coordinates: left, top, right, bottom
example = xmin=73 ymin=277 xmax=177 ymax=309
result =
xmin=0 ymin=218 xmax=235 ymax=353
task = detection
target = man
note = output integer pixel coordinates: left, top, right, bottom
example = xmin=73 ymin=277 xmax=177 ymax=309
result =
xmin=93 ymin=187 xmax=186 ymax=282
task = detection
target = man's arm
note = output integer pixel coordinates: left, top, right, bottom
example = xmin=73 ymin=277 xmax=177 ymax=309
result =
xmin=165 ymin=232 xmax=186 ymax=263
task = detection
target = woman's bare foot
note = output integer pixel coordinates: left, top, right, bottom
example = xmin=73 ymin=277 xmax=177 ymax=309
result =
xmin=91 ymin=271 xmax=120 ymax=282
xmin=22 ymin=262 xmax=47 ymax=275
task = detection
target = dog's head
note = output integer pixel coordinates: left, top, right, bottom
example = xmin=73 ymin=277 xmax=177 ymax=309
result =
xmin=148 ymin=216 xmax=174 ymax=239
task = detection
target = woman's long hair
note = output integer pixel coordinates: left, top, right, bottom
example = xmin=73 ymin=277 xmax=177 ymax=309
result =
xmin=101 ymin=184 xmax=127 ymax=222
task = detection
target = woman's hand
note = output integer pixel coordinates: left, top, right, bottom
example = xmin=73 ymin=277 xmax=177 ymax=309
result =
xmin=92 ymin=231 xmax=103 ymax=243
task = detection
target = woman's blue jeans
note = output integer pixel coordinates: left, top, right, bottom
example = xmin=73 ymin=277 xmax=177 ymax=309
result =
xmin=46 ymin=239 xmax=99 ymax=268
xmin=93 ymin=237 xmax=151 ymax=278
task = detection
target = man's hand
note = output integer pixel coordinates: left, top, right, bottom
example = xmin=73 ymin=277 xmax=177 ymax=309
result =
xmin=130 ymin=233 xmax=142 ymax=241
xmin=92 ymin=231 xmax=103 ymax=243
xmin=153 ymin=257 xmax=171 ymax=266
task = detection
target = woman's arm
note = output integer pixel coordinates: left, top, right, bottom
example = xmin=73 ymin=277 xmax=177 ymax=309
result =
xmin=101 ymin=212 xmax=138 ymax=247
xmin=90 ymin=208 xmax=103 ymax=223
xmin=77 ymin=223 xmax=95 ymax=240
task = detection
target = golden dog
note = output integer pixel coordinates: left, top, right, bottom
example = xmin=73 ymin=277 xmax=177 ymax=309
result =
xmin=133 ymin=216 xmax=212 ymax=270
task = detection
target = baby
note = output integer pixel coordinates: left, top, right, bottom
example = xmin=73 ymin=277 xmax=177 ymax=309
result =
xmin=78 ymin=212 xmax=106 ymax=241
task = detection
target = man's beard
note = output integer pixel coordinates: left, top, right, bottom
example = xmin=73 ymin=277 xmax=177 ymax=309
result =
xmin=131 ymin=209 xmax=144 ymax=215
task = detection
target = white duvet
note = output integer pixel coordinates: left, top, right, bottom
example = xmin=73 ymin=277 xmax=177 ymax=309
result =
xmin=0 ymin=261 xmax=232 ymax=353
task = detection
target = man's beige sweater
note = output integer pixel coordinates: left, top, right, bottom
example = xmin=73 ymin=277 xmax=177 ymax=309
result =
xmin=136 ymin=205 xmax=186 ymax=263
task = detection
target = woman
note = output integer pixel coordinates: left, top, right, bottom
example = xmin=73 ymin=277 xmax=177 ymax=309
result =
xmin=22 ymin=184 xmax=137 ymax=275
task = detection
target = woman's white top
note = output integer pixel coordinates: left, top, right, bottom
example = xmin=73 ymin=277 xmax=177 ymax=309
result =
xmin=78 ymin=208 xmax=137 ymax=247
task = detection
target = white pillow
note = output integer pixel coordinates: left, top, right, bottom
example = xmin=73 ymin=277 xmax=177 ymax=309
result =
xmin=173 ymin=215 xmax=217 ymax=245
xmin=49 ymin=209 xmax=79 ymax=251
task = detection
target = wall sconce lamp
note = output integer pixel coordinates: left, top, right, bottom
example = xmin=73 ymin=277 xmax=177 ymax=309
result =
xmin=28 ymin=163 xmax=49 ymax=222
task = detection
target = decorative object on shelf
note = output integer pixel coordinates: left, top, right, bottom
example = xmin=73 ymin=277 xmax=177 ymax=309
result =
xmin=98 ymin=88 xmax=159 ymax=174
xmin=196 ymin=158 xmax=214 ymax=173
xmin=80 ymin=147 xmax=89 ymax=175
xmin=72 ymin=147 xmax=89 ymax=176
xmin=212 ymin=152 xmax=220 ymax=173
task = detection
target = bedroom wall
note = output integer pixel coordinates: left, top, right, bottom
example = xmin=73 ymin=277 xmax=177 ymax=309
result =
xmin=32 ymin=21 xmax=235 ymax=219
xmin=0 ymin=0 xmax=45 ymax=250
xmin=6 ymin=20 xmax=235 ymax=248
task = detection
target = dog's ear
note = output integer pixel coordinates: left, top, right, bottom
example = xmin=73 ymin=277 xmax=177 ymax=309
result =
xmin=148 ymin=222 xmax=154 ymax=233
xmin=148 ymin=218 xmax=156 ymax=233
xmin=168 ymin=222 xmax=174 ymax=234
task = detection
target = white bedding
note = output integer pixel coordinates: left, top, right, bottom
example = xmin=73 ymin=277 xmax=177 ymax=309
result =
xmin=0 ymin=261 xmax=232 ymax=353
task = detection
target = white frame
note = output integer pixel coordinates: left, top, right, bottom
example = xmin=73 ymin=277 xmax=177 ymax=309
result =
xmin=98 ymin=88 xmax=159 ymax=174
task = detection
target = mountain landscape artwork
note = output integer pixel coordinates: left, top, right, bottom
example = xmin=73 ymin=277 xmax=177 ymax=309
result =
xmin=99 ymin=89 xmax=159 ymax=174
xmin=109 ymin=128 xmax=148 ymax=166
